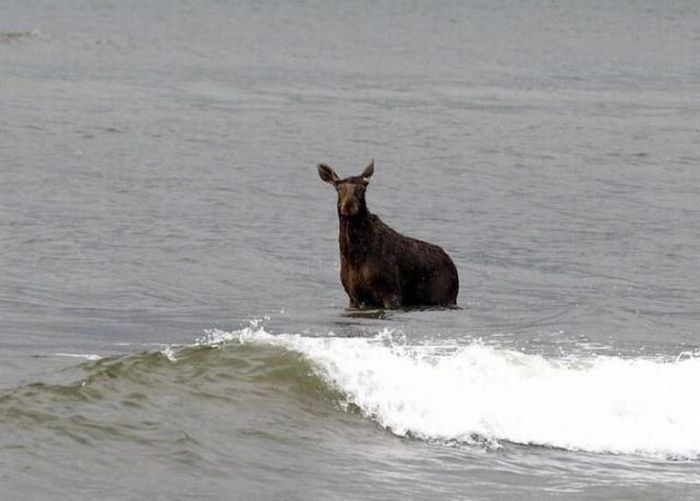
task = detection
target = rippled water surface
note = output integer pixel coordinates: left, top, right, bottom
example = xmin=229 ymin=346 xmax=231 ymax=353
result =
xmin=2 ymin=1 xmax=700 ymax=499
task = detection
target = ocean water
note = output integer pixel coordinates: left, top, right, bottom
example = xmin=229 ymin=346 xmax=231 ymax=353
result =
xmin=2 ymin=0 xmax=700 ymax=499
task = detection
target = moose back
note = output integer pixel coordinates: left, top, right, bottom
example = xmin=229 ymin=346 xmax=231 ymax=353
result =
xmin=318 ymin=160 xmax=459 ymax=309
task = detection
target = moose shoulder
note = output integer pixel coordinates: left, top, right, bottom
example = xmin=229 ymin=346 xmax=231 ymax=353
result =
xmin=318 ymin=160 xmax=459 ymax=309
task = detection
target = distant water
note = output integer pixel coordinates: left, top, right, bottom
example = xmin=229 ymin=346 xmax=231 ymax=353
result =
xmin=2 ymin=1 xmax=700 ymax=499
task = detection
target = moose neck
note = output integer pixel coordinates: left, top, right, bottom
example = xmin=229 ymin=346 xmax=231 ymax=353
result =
xmin=338 ymin=209 xmax=373 ymax=264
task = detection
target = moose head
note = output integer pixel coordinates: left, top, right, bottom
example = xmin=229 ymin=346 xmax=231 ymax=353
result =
xmin=317 ymin=160 xmax=374 ymax=218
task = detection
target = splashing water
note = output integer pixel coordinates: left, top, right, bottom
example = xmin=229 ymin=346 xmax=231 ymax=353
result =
xmin=202 ymin=326 xmax=700 ymax=460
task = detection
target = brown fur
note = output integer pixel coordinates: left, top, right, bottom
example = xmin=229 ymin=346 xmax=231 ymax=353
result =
xmin=318 ymin=160 xmax=459 ymax=309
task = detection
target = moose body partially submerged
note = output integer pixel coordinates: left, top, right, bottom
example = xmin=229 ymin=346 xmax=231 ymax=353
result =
xmin=318 ymin=160 xmax=459 ymax=309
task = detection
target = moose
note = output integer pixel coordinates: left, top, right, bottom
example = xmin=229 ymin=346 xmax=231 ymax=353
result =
xmin=318 ymin=160 xmax=459 ymax=309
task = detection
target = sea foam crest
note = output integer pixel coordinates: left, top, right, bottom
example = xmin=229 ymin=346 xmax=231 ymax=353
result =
xmin=205 ymin=326 xmax=700 ymax=460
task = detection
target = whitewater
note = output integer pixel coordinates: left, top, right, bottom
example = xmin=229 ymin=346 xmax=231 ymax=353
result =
xmin=198 ymin=326 xmax=700 ymax=461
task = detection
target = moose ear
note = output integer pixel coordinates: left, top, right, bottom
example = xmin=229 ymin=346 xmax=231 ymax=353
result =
xmin=361 ymin=159 xmax=374 ymax=182
xmin=318 ymin=163 xmax=339 ymax=185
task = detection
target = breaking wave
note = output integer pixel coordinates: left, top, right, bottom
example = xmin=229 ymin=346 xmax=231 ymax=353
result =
xmin=203 ymin=326 xmax=700 ymax=460
xmin=5 ymin=324 xmax=698 ymax=462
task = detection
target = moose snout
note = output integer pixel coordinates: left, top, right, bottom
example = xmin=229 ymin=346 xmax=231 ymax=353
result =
xmin=340 ymin=200 xmax=360 ymax=216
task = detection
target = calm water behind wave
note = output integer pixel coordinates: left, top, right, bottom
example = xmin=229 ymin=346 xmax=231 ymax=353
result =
xmin=2 ymin=1 xmax=700 ymax=499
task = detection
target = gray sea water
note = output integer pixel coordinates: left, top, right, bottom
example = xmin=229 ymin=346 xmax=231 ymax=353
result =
xmin=2 ymin=1 xmax=700 ymax=499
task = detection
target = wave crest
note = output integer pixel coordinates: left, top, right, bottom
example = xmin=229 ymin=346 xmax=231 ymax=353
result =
xmin=212 ymin=326 xmax=700 ymax=460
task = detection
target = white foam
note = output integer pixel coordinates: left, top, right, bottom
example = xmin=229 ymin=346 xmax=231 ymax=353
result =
xmin=203 ymin=326 xmax=700 ymax=459
xmin=54 ymin=353 xmax=102 ymax=361
xmin=160 ymin=345 xmax=178 ymax=362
